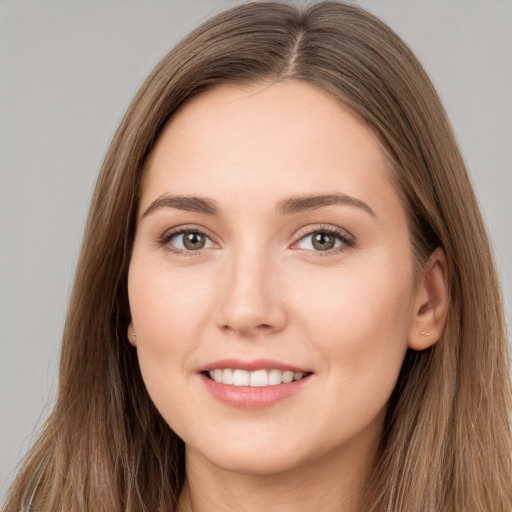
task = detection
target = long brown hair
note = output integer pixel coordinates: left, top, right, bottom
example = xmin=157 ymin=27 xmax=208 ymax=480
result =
xmin=5 ymin=2 xmax=511 ymax=511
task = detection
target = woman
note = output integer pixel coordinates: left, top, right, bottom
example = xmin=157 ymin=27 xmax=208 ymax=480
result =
xmin=4 ymin=1 xmax=511 ymax=511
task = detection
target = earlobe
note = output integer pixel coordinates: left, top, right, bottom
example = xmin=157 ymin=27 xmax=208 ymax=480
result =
xmin=127 ymin=321 xmax=137 ymax=347
xmin=408 ymin=247 xmax=449 ymax=351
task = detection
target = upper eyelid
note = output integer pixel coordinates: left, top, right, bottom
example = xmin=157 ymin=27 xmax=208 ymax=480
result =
xmin=293 ymin=224 xmax=353 ymax=240
xmin=161 ymin=225 xmax=217 ymax=241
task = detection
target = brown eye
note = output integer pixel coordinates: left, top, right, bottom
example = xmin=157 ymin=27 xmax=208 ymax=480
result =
xmin=294 ymin=228 xmax=350 ymax=253
xmin=312 ymin=232 xmax=336 ymax=251
xmin=182 ymin=231 xmax=206 ymax=250
xmin=163 ymin=229 xmax=214 ymax=253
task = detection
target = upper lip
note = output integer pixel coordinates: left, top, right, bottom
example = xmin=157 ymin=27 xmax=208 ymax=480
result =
xmin=199 ymin=358 xmax=312 ymax=374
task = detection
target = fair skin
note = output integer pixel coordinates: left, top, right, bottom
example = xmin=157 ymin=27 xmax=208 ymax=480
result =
xmin=127 ymin=81 xmax=448 ymax=512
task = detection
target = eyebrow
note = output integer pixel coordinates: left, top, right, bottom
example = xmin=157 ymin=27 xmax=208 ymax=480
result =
xmin=142 ymin=194 xmax=220 ymax=218
xmin=277 ymin=193 xmax=376 ymax=217
xmin=141 ymin=192 xmax=375 ymax=219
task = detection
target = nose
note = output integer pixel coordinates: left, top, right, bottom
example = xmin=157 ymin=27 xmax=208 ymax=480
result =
xmin=214 ymin=248 xmax=287 ymax=337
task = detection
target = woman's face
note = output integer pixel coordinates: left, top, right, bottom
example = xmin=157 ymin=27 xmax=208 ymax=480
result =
xmin=128 ymin=81 xmax=422 ymax=476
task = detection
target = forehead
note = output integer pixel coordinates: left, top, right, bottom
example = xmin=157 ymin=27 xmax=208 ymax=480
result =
xmin=141 ymin=80 xmax=402 ymax=222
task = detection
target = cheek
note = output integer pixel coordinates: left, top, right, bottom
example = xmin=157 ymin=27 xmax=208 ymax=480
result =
xmin=127 ymin=258 xmax=216 ymax=414
xmin=289 ymin=253 xmax=414 ymax=397
xmin=128 ymin=261 xmax=212 ymax=350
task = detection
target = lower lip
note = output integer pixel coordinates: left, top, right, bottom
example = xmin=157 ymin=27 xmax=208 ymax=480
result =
xmin=201 ymin=373 xmax=311 ymax=409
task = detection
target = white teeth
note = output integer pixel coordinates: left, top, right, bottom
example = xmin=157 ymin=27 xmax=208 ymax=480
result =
xmin=268 ymin=369 xmax=282 ymax=385
xmin=222 ymin=368 xmax=233 ymax=385
xmin=207 ymin=368 xmax=307 ymax=387
xmin=249 ymin=369 xmax=268 ymax=387
xmin=232 ymin=369 xmax=250 ymax=386
xmin=282 ymin=371 xmax=294 ymax=383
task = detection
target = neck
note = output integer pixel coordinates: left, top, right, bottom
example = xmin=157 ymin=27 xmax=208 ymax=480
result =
xmin=177 ymin=435 xmax=380 ymax=512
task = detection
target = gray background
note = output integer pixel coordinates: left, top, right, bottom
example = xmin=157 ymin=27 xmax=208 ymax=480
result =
xmin=1 ymin=0 xmax=511 ymax=502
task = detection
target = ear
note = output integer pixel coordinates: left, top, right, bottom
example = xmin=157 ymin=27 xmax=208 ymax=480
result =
xmin=408 ymin=247 xmax=449 ymax=351
xmin=127 ymin=320 xmax=137 ymax=347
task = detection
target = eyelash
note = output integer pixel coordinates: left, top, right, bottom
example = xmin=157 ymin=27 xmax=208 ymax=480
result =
xmin=292 ymin=225 xmax=355 ymax=256
xmin=157 ymin=225 xmax=355 ymax=257
xmin=157 ymin=226 xmax=214 ymax=257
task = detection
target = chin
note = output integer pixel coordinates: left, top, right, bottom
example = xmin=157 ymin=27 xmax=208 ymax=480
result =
xmin=209 ymin=452 xmax=304 ymax=477
xmin=186 ymin=436 xmax=311 ymax=477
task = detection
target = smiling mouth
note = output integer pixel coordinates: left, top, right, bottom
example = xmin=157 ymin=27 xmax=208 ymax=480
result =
xmin=205 ymin=368 xmax=311 ymax=387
